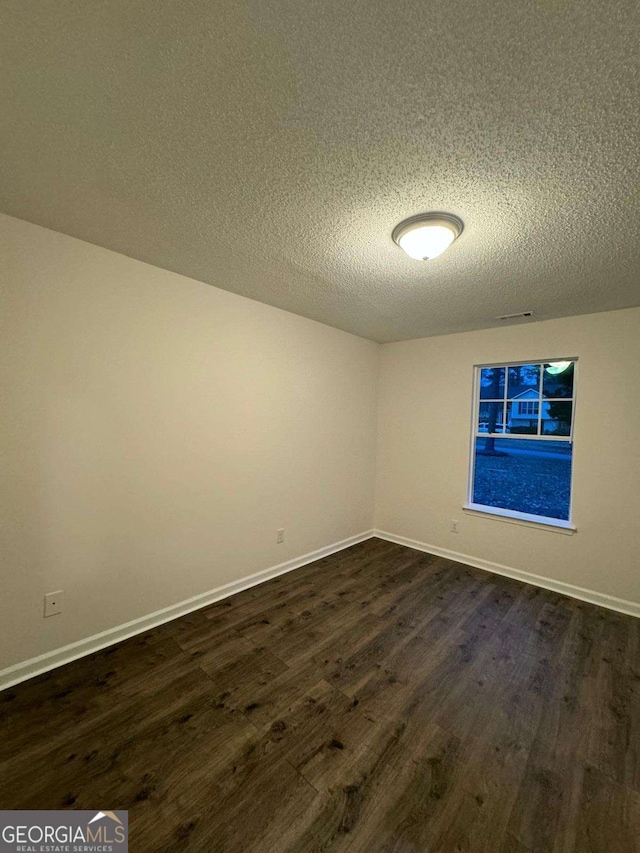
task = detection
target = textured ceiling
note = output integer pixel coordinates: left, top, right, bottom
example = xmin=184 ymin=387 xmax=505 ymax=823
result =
xmin=1 ymin=1 xmax=639 ymax=342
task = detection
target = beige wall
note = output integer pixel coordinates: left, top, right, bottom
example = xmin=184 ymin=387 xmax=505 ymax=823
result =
xmin=0 ymin=214 xmax=379 ymax=671
xmin=375 ymin=308 xmax=640 ymax=604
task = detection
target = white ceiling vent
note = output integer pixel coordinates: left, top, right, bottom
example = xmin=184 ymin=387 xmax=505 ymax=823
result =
xmin=496 ymin=311 xmax=533 ymax=321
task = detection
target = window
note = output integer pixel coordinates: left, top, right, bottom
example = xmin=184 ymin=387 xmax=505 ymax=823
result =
xmin=467 ymin=359 xmax=576 ymax=527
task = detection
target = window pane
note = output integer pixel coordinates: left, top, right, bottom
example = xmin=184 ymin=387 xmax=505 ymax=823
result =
xmin=542 ymin=401 xmax=572 ymax=436
xmin=507 ymin=364 xmax=540 ymax=399
xmin=472 ymin=437 xmax=572 ymax=520
xmin=543 ymin=361 xmax=574 ymax=398
xmin=478 ymin=401 xmax=504 ymax=433
xmin=479 ymin=367 xmax=505 ymax=400
xmin=505 ymin=400 xmax=539 ymax=434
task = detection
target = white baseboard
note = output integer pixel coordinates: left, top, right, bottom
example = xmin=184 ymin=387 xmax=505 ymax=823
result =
xmin=0 ymin=530 xmax=375 ymax=692
xmin=374 ymin=529 xmax=640 ymax=619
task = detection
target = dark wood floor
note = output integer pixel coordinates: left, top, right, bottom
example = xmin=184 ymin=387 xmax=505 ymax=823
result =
xmin=1 ymin=538 xmax=639 ymax=852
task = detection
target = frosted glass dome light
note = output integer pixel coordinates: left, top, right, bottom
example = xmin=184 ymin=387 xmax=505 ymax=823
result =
xmin=545 ymin=361 xmax=572 ymax=375
xmin=392 ymin=212 xmax=464 ymax=261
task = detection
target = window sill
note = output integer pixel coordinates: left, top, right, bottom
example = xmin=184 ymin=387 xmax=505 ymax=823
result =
xmin=463 ymin=504 xmax=576 ymax=534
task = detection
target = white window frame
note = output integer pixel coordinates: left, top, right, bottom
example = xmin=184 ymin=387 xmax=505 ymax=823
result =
xmin=465 ymin=358 xmax=578 ymax=532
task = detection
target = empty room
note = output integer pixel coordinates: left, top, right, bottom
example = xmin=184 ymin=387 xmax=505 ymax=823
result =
xmin=1 ymin=1 xmax=639 ymax=851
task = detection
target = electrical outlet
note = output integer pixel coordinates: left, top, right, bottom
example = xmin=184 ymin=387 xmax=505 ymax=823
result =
xmin=44 ymin=590 xmax=64 ymax=617
xmin=276 ymin=528 xmax=285 ymax=544
xmin=451 ymin=519 xmax=459 ymax=534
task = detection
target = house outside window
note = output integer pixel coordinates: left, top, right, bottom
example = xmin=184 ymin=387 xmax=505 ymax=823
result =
xmin=467 ymin=359 xmax=576 ymax=527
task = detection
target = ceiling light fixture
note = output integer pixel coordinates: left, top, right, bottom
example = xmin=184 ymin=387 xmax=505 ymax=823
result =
xmin=392 ymin=212 xmax=464 ymax=261
xmin=545 ymin=361 xmax=572 ymax=375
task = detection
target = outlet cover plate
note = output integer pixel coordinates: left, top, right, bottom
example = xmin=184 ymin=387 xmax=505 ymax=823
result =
xmin=44 ymin=590 xmax=64 ymax=617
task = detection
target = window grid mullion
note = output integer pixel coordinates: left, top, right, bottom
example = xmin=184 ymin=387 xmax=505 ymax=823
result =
xmin=537 ymin=365 xmax=543 ymax=435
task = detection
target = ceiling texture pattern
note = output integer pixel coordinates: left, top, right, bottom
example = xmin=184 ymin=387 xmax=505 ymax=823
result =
xmin=1 ymin=0 xmax=639 ymax=342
